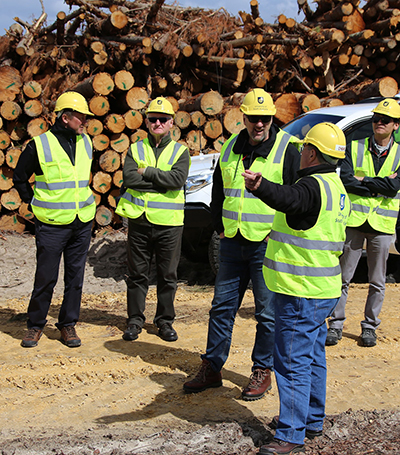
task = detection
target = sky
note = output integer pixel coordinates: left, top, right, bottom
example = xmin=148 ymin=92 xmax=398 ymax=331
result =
xmin=0 ymin=0 xmax=305 ymax=35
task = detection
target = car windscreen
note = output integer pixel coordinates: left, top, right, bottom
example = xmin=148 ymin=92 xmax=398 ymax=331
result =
xmin=282 ymin=113 xmax=345 ymax=139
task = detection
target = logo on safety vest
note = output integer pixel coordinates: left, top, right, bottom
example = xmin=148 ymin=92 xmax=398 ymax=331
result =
xmin=257 ymin=97 xmax=264 ymax=104
xmin=340 ymin=194 xmax=346 ymax=211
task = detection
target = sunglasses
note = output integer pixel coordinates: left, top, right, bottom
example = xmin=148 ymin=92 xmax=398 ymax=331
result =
xmin=147 ymin=117 xmax=171 ymax=124
xmin=246 ymin=115 xmax=272 ymax=124
xmin=372 ymin=115 xmax=393 ymax=125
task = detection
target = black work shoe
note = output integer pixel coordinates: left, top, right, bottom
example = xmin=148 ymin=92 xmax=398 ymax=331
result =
xmin=21 ymin=328 xmax=43 ymax=348
xmin=60 ymin=326 xmax=81 ymax=348
xmin=325 ymin=328 xmax=342 ymax=346
xmin=270 ymin=416 xmax=322 ymax=440
xmin=183 ymin=359 xmax=222 ymax=393
xmin=123 ymin=324 xmax=142 ymax=341
xmin=158 ymin=323 xmax=178 ymax=342
xmin=361 ymin=328 xmax=376 ymax=347
xmin=259 ymin=439 xmax=304 ymax=454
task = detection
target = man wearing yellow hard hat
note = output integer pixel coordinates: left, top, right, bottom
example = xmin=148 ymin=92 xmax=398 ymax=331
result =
xmin=327 ymin=98 xmax=400 ymax=348
xmin=243 ymin=122 xmax=350 ymax=454
xmin=116 ymin=97 xmax=190 ymax=342
xmin=184 ymin=89 xmax=300 ymax=399
xmin=13 ymin=91 xmax=96 ymax=348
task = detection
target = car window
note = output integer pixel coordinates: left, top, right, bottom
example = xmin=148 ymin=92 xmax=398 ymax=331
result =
xmin=283 ymin=114 xmax=344 ymax=139
xmin=344 ymin=120 xmax=373 ymax=143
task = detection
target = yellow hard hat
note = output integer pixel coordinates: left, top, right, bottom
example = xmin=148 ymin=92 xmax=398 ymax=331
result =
xmin=303 ymin=122 xmax=346 ymax=159
xmin=146 ymin=97 xmax=175 ymax=118
xmin=240 ymin=89 xmax=276 ymax=116
xmin=371 ymin=98 xmax=400 ymax=119
xmin=54 ymin=91 xmax=93 ymax=116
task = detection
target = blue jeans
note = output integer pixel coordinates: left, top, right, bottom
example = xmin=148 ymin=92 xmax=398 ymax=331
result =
xmin=202 ymin=236 xmax=274 ymax=372
xmin=273 ymin=292 xmax=338 ymax=444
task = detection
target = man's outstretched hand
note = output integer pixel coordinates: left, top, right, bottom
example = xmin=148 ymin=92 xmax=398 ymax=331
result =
xmin=242 ymin=170 xmax=262 ymax=191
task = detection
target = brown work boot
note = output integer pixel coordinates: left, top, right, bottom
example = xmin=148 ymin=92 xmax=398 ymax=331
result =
xmin=60 ymin=326 xmax=81 ymax=348
xmin=183 ymin=359 xmax=222 ymax=393
xmin=242 ymin=368 xmax=272 ymax=401
xmin=259 ymin=439 xmax=304 ymax=454
xmin=21 ymin=328 xmax=43 ymax=348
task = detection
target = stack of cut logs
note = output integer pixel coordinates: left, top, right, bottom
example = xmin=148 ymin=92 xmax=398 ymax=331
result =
xmin=1 ymin=0 xmax=400 ymax=232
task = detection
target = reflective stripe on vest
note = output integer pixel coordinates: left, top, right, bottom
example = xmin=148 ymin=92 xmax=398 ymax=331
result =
xmin=35 ymin=180 xmax=90 ymax=190
xmin=348 ymin=138 xmax=400 ymax=233
xmin=116 ymin=139 xmax=188 ymax=226
xmin=220 ymin=130 xmax=297 ymax=241
xmin=264 ymin=257 xmax=342 ymax=277
xmin=33 ymin=194 xmax=95 ymax=210
xmin=264 ymin=173 xmax=350 ymax=299
xmin=31 ymin=132 xmax=95 ymax=225
xmin=121 ymin=192 xmax=184 ymax=211
xmin=40 ymin=131 xmax=92 ymax=162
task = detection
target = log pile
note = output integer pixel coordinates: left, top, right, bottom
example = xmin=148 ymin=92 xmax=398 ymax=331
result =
xmin=1 ymin=0 xmax=400 ymax=232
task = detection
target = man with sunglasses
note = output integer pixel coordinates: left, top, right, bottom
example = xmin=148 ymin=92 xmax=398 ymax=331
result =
xmin=13 ymin=91 xmax=96 ymax=348
xmin=184 ymin=89 xmax=300 ymax=399
xmin=327 ymin=98 xmax=400 ymax=348
xmin=116 ymin=97 xmax=190 ymax=342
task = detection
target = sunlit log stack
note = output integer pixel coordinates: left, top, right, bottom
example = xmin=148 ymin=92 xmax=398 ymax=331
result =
xmin=0 ymin=0 xmax=400 ymax=231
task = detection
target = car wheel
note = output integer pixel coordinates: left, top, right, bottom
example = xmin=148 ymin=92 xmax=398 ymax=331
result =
xmin=208 ymin=231 xmax=220 ymax=276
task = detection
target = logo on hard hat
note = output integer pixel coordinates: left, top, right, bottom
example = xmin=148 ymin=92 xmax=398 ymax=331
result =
xmin=383 ymin=101 xmax=390 ymax=107
xmin=157 ymin=99 xmax=162 ymax=105
xmin=257 ymin=97 xmax=264 ymax=104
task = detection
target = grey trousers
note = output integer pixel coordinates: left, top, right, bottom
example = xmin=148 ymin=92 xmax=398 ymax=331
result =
xmin=329 ymin=227 xmax=393 ymax=331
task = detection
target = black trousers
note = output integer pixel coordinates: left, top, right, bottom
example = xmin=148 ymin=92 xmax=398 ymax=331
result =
xmin=126 ymin=219 xmax=183 ymax=328
xmin=27 ymin=218 xmax=92 ymax=330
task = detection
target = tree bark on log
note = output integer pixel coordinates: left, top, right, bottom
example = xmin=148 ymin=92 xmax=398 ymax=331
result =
xmin=1 ymin=188 xmax=22 ymax=211
xmin=23 ymin=80 xmax=42 ymax=99
xmin=110 ymin=133 xmax=130 ymax=153
xmin=0 ymin=167 xmax=14 ymax=191
xmin=124 ymin=110 xmax=143 ymax=130
xmin=27 ymin=118 xmax=48 ymax=138
xmin=89 ymin=96 xmax=110 ymax=117
xmin=92 ymin=171 xmax=112 ymax=193
xmin=0 ymin=213 xmax=25 ymax=233
xmin=86 ymin=119 xmax=104 ymax=136
xmin=23 ymin=99 xmax=43 ymax=118
xmin=125 ymin=87 xmax=149 ymax=110
xmin=0 ymin=67 xmax=22 ymax=102
xmin=204 ymin=119 xmax=223 ymax=139
xmin=223 ymin=107 xmax=244 ymax=135
xmin=95 ymin=205 xmax=114 ymax=226
xmin=175 ymin=111 xmax=191 ymax=129
xmin=274 ymin=93 xmax=302 ymax=125
xmin=5 ymin=148 xmax=22 ymax=169
xmin=98 ymin=149 xmax=121 ymax=172
xmin=92 ymin=134 xmax=110 ymax=151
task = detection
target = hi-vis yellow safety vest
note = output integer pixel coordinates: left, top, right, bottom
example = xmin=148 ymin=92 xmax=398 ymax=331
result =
xmin=264 ymin=173 xmax=350 ymax=299
xmin=220 ymin=130 xmax=298 ymax=241
xmin=32 ymin=131 xmax=95 ymax=225
xmin=116 ymin=139 xmax=188 ymax=226
xmin=347 ymin=138 xmax=400 ymax=234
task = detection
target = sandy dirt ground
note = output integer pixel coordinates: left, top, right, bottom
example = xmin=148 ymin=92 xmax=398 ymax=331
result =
xmin=0 ymin=230 xmax=399 ymax=454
